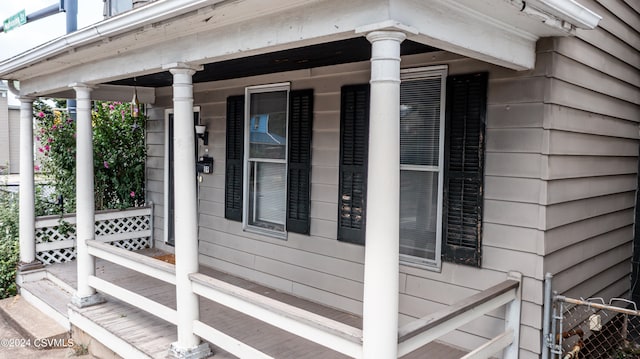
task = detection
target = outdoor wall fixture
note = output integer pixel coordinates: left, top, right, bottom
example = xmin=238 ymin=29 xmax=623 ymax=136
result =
xmin=195 ymin=124 xmax=209 ymax=145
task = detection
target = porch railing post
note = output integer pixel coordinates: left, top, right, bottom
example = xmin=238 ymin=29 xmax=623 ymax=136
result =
xmin=17 ymin=96 xmax=41 ymax=271
xmin=71 ymin=83 xmax=103 ymax=308
xmin=503 ymin=271 xmax=523 ymax=359
xmin=361 ymin=29 xmax=406 ymax=359
xmin=165 ymin=62 xmax=210 ymax=359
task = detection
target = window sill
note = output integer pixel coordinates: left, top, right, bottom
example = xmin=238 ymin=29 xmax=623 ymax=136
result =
xmin=243 ymin=225 xmax=288 ymax=241
xmin=400 ymin=255 xmax=441 ymax=273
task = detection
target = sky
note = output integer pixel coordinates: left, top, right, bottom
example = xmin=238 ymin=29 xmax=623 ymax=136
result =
xmin=0 ymin=1 xmax=104 ymax=105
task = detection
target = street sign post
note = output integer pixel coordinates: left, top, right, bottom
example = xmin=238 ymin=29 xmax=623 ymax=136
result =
xmin=3 ymin=9 xmax=27 ymax=33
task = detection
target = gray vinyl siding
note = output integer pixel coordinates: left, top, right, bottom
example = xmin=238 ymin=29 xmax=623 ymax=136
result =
xmin=145 ymin=50 xmax=552 ymax=357
xmin=540 ymin=0 xmax=640 ymax=305
xmin=8 ymin=108 xmax=19 ymax=174
xmin=0 ymin=92 xmax=9 ymax=172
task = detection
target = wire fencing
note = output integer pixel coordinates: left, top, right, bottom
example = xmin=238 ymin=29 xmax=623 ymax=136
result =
xmin=549 ymin=295 xmax=640 ymax=359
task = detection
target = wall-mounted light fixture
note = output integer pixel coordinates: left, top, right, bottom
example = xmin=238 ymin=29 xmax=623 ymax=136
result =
xmin=195 ymin=124 xmax=208 ymax=145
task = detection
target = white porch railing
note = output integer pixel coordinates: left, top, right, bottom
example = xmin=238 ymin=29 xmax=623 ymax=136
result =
xmin=82 ymin=239 xmax=523 ymax=359
xmin=34 ymin=204 xmax=153 ymax=264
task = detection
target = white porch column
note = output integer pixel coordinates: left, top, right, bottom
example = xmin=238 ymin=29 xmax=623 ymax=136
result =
xmin=17 ymin=97 xmax=41 ymax=271
xmin=166 ymin=63 xmax=210 ymax=359
xmin=362 ymin=30 xmax=406 ymax=359
xmin=71 ymin=84 xmax=103 ymax=307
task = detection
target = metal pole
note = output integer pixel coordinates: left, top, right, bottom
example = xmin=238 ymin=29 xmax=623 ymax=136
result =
xmin=542 ymin=273 xmax=553 ymax=359
xmin=64 ymin=0 xmax=78 ymax=120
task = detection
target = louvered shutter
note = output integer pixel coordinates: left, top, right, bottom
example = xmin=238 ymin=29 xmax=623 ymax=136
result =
xmin=338 ymin=84 xmax=370 ymax=245
xmin=443 ymin=72 xmax=488 ymax=267
xmin=287 ymin=89 xmax=314 ymax=234
xmin=225 ymin=95 xmax=245 ymax=221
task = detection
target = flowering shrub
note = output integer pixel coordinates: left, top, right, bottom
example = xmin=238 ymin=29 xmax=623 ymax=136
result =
xmin=0 ymin=190 xmax=19 ymax=299
xmin=34 ymin=100 xmax=146 ymax=212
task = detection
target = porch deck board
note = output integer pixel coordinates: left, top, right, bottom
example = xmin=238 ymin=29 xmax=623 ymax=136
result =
xmin=48 ymin=251 xmax=466 ymax=359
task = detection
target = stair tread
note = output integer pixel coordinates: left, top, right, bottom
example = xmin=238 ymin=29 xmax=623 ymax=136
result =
xmin=21 ymin=279 xmax=72 ymax=317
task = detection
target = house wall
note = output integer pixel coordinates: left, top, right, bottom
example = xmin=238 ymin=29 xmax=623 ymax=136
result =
xmin=8 ymin=107 xmax=19 ymax=174
xmin=144 ymin=47 xmax=566 ymax=358
xmin=540 ymin=0 xmax=640 ymax=302
xmin=0 ymin=89 xmax=9 ymax=173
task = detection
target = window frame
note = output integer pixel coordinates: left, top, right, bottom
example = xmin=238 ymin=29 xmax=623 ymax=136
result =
xmin=242 ymin=82 xmax=291 ymax=239
xmin=398 ymin=65 xmax=448 ymax=270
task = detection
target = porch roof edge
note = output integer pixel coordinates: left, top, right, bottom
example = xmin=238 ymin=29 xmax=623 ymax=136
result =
xmin=0 ymin=0 xmax=224 ymax=81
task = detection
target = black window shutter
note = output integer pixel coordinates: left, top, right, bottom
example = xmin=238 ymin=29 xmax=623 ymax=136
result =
xmin=287 ymin=89 xmax=314 ymax=234
xmin=443 ymin=72 xmax=488 ymax=267
xmin=338 ymin=84 xmax=370 ymax=245
xmin=225 ymin=95 xmax=245 ymax=222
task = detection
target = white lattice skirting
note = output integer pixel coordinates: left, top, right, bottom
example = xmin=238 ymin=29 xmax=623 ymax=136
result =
xmin=35 ymin=205 xmax=153 ymax=265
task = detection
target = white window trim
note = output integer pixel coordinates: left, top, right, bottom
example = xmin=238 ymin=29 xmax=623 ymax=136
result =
xmin=163 ymin=106 xmax=201 ymax=245
xmin=242 ymin=82 xmax=291 ymax=239
xmin=398 ymin=65 xmax=447 ymax=271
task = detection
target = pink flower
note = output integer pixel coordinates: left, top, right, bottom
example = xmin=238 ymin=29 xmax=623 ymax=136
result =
xmin=37 ymin=112 xmax=44 ymax=118
xmin=103 ymin=161 xmax=109 ymax=169
xmin=35 ymin=136 xmax=40 ymax=141
xmin=52 ymin=125 xmax=57 ymax=130
xmin=130 ymin=191 xmax=135 ymax=198
xmin=34 ymin=165 xmax=40 ymax=171
xmin=38 ymin=147 xmax=43 ymax=153
xmin=109 ymin=104 xmax=115 ymax=110
xmin=44 ymin=145 xmax=50 ymax=151
xmin=47 ymin=138 xmax=53 ymax=143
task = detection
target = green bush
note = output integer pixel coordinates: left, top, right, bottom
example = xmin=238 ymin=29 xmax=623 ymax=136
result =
xmin=0 ymin=190 xmax=19 ymax=299
xmin=34 ymin=100 xmax=147 ymax=212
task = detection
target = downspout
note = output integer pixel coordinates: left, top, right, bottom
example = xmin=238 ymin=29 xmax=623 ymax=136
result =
xmin=542 ymin=273 xmax=553 ymax=359
xmin=631 ymin=131 xmax=640 ymax=306
xmin=6 ymin=80 xmax=19 ymax=97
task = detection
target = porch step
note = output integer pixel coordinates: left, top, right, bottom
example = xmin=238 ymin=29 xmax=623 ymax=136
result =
xmin=19 ymin=277 xmax=72 ymax=330
xmin=0 ymin=294 xmax=69 ymax=349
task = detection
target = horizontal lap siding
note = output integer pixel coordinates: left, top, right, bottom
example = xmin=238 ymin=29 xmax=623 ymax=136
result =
xmin=146 ymin=52 xmax=557 ymax=356
xmin=541 ymin=0 xmax=640 ymax=302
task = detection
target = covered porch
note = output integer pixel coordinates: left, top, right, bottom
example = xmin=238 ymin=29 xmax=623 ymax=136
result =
xmin=19 ymin=242 xmax=517 ymax=359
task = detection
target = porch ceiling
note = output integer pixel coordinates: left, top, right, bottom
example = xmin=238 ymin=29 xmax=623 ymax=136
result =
xmin=108 ymin=37 xmax=436 ymax=88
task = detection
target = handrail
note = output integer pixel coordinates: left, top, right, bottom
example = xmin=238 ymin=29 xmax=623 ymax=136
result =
xmin=35 ymin=204 xmax=152 ymax=228
xmin=398 ymin=279 xmax=519 ymax=342
xmin=398 ymin=272 xmax=522 ymax=359
xmin=190 ymin=272 xmax=363 ymax=358
xmin=86 ymin=239 xmax=175 ymax=284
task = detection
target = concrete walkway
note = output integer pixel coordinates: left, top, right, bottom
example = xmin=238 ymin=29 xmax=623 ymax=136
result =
xmin=0 ymin=295 xmax=95 ymax=358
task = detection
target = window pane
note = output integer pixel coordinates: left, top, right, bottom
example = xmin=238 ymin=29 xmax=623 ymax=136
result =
xmin=248 ymin=161 xmax=286 ymax=231
xmin=400 ymin=170 xmax=438 ymax=261
xmin=249 ymin=91 xmax=288 ymax=159
xmin=400 ymin=78 xmax=441 ymax=166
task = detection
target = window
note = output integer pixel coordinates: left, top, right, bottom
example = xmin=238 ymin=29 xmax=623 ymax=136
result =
xmin=338 ymin=69 xmax=487 ymax=268
xmin=245 ymin=85 xmax=289 ymax=235
xmin=225 ymin=85 xmax=314 ymax=237
xmin=399 ymin=66 xmax=447 ymax=267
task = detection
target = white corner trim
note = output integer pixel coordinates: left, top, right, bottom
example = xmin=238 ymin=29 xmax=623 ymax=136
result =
xmin=525 ymin=0 xmax=602 ymax=29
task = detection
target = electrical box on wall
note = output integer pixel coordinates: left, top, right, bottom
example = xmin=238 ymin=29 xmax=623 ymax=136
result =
xmin=197 ymin=156 xmax=214 ymax=174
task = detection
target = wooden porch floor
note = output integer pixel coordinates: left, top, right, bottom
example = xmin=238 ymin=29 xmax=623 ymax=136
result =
xmin=46 ymin=249 xmax=466 ymax=359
